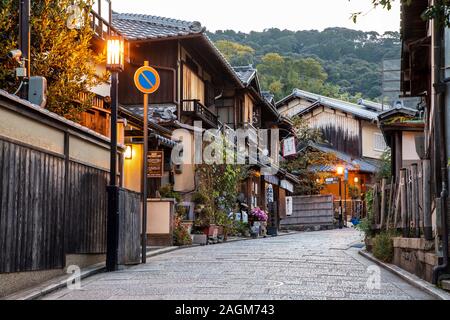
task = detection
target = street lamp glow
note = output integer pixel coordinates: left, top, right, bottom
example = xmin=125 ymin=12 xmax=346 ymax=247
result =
xmin=106 ymin=36 xmax=124 ymax=72
xmin=336 ymin=165 xmax=345 ymax=176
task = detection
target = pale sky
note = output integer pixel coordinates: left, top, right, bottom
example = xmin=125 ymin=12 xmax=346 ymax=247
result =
xmin=112 ymin=0 xmax=401 ymax=34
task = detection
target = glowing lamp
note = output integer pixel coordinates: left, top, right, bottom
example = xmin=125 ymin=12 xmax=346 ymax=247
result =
xmin=336 ymin=165 xmax=345 ymax=176
xmin=125 ymin=145 xmax=133 ymax=160
xmin=106 ymin=36 xmax=124 ymax=72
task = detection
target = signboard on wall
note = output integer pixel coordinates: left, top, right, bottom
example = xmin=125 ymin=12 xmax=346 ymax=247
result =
xmin=325 ymin=177 xmax=339 ymax=185
xmin=266 ymin=184 xmax=274 ymax=203
xmin=283 ymin=137 xmax=296 ymax=157
xmin=286 ymin=197 xmax=293 ymax=216
xmin=147 ymin=151 xmax=163 ymax=178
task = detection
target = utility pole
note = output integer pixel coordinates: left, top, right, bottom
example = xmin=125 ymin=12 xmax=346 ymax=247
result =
xmin=19 ymin=0 xmax=30 ymax=100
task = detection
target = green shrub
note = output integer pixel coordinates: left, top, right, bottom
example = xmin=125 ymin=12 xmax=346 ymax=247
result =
xmin=173 ymin=215 xmax=192 ymax=246
xmin=356 ymin=217 xmax=375 ymax=238
xmin=191 ymin=192 xmax=208 ymax=205
xmin=158 ymin=184 xmax=181 ymax=203
xmin=372 ymin=232 xmax=394 ymax=263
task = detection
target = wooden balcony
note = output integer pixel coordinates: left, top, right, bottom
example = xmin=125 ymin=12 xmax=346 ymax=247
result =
xmin=90 ymin=1 xmax=119 ymax=40
xmin=181 ymin=99 xmax=219 ymax=128
xmin=78 ymin=92 xmax=111 ymax=137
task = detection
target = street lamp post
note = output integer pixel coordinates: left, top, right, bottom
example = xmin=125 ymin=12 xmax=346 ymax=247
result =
xmin=106 ymin=36 xmax=124 ymax=272
xmin=336 ymin=165 xmax=345 ymax=229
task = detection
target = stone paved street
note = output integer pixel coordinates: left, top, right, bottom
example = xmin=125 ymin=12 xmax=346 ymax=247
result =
xmin=42 ymin=229 xmax=435 ymax=300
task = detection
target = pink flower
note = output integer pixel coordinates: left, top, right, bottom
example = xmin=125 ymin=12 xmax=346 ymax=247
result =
xmin=250 ymin=207 xmax=269 ymax=222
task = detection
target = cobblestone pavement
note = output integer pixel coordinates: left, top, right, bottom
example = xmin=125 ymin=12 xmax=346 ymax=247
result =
xmin=42 ymin=229 xmax=434 ymax=300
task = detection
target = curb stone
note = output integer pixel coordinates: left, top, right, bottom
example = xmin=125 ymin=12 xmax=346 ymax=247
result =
xmin=359 ymin=249 xmax=450 ymax=300
xmin=3 ymin=262 xmax=106 ymax=300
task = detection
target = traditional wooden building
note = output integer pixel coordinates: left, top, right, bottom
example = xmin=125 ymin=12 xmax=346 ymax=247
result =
xmin=110 ymin=12 xmax=299 ymax=236
xmin=372 ymin=0 xmax=449 ymax=285
xmin=277 ymin=89 xmax=386 ymax=203
xmin=231 ymin=65 xmax=299 ymax=234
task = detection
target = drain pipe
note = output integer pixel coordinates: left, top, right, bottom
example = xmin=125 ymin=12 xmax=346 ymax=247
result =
xmin=432 ymin=9 xmax=449 ymax=284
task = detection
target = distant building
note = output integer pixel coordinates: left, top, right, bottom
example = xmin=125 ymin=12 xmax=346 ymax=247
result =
xmin=277 ymin=89 xmax=388 ymax=202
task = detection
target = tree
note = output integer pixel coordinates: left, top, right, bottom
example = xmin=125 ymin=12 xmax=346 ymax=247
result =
xmin=215 ymin=40 xmax=255 ymax=66
xmin=209 ymin=27 xmax=399 ymax=101
xmin=282 ymin=117 xmax=339 ymax=195
xmin=353 ymin=0 xmax=450 ymax=27
xmin=0 ymin=0 xmax=107 ymax=121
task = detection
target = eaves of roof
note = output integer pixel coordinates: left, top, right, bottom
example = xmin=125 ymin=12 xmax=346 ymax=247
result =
xmin=282 ymin=89 xmax=379 ymax=121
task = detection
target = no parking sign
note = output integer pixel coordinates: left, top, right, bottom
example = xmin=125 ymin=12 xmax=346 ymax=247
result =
xmin=134 ymin=66 xmax=160 ymax=94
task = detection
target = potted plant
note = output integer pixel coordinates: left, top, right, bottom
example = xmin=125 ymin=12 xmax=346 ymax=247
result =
xmin=192 ymin=191 xmax=208 ymax=208
xmin=192 ymin=228 xmax=208 ymax=245
xmin=173 ymin=214 xmax=193 ymax=247
xmin=249 ymin=207 xmax=269 ymax=238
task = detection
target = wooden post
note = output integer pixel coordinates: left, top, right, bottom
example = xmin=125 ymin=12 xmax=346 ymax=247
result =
xmin=411 ymin=164 xmax=420 ymax=238
xmin=400 ymin=168 xmax=408 ymax=237
xmin=386 ymin=176 xmax=394 ymax=231
xmin=380 ymin=178 xmax=387 ymax=229
xmin=423 ymin=159 xmax=433 ymax=240
xmin=394 ymin=182 xmax=401 ymax=228
xmin=372 ymin=184 xmax=380 ymax=229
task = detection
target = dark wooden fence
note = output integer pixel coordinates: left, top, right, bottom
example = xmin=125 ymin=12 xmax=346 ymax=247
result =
xmin=65 ymin=162 xmax=108 ymax=254
xmin=370 ymin=162 xmax=432 ymax=239
xmin=0 ymin=137 xmax=140 ymax=273
xmin=118 ymin=189 xmax=141 ymax=265
xmin=0 ymin=139 xmax=66 ymax=272
xmin=280 ymin=195 xmax=334 ymax=227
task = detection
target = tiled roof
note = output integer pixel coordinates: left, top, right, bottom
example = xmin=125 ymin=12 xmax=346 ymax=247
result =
xmin=112 ymin=13 xmax=244 ymax=87
xmin=308 ymin=143 xmax=380 ymax=174
xmin=262 ymin=91 xmax=275 ymax=105
xmin=277 ymin=89 xmax=380 ymax=121
xmin=378 ymin=105 xmax=418 ymax=121
xmin=121 ymin=104 xmax=177 ymax=123
xmin=357 ymin=99 xmax=387 ymax=112
xmin=232 ymin=65 xmax=257 ymax=85
xmin=112 ymin=12 xmax=204 ymax=41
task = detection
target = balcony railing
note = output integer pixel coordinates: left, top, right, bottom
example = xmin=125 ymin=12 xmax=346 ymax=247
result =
xmin=181 ymin=99 xmax=219 ymax=128
xmin=90 ymin=1 xmax=118 ymax=40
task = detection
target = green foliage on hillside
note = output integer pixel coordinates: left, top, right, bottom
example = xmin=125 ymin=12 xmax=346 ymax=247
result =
xmin=0 ymin=0 xmax=107 ymax=120
xmin=209 ymin=27 xmax=400 ymax=101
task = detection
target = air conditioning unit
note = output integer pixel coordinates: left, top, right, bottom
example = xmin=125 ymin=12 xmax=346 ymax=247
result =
xmin=28 ymin=76 xmax=47 ymax=108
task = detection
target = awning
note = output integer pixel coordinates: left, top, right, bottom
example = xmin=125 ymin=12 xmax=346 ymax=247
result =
xmin=150 ymin=133 xmax=178 ymax=148
xmin=264 ymin=175 xmax=279 ymax=185
xmin=280 ymin=179 xmax=294 ymax=193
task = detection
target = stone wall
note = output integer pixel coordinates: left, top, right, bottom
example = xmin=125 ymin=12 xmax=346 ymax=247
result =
xmin=392 ymin=237 xmax=437 ymax=283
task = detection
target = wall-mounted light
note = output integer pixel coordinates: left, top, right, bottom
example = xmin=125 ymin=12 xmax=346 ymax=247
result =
xmin=106 ymin=36 xmax=124 ymax=72
xmin=336 ymin=165 xmax=345 ymax=176
xmin=354 ymin=177 xmax=359 ymax=184
xmin=125 ymin=145 xmax=133 ymax=160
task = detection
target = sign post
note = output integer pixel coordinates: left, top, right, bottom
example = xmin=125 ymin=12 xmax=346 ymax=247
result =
xmin=134 ymin=62 xmax=160 ymax=264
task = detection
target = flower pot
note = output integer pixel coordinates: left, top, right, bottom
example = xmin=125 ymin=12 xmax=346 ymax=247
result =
xmin=192 ymin=234 xmax=208 ymax=246
xmin=203 ymin=225 xmax=219 ymax=238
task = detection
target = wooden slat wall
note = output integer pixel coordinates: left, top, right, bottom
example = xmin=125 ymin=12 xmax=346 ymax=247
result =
xmin=65 ymin=162 xmax=108 ymax=254
xmin=280 ymin=195 xmax=334 ymax=227
xmin=0 ymin=137 xmax=109 ymax=273
xmin=183 ymin=65 xmax=205 ymax=104
xmin=0 ymin=139 xmax=65 ymax=272
xmin=118 ymin=189 xmax=141 ymax=265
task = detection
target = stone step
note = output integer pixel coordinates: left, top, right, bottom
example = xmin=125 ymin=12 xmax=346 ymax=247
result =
xmin=442 ymin=280 xmax=450 ymax=292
